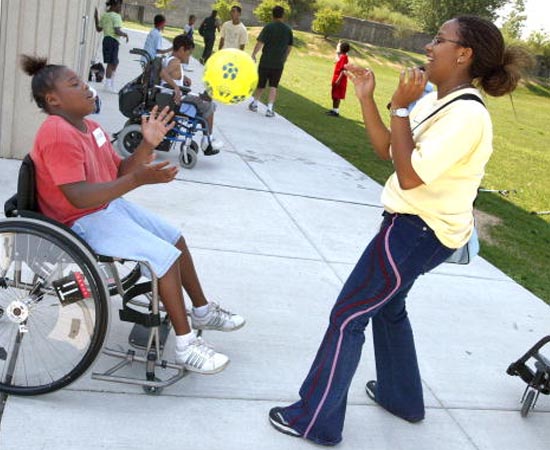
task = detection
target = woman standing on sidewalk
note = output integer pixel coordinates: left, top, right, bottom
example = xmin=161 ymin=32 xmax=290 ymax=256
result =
xmin=268 ymin=15 xmax=531 ymax=446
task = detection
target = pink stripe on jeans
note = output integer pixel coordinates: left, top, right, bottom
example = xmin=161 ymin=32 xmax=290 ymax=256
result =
xmin=304 ymin=216 xmax=402 ymax=439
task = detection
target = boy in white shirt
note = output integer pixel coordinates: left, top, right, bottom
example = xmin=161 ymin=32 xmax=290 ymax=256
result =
xmin=219 ymin=5 xmax=248 ymax=50
xmin=142 ymin=14 xmax=172 ymax=62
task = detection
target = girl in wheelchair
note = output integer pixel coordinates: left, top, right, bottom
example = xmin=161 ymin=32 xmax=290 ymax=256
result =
xmin=159 ymin=34 xmax=223 ymax=156
xmin=20 ymin=54 xmax=245 ymax=375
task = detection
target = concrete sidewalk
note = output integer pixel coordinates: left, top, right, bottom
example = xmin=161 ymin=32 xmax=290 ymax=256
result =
xmin=1 ymin=29 xmax=549 ymax=450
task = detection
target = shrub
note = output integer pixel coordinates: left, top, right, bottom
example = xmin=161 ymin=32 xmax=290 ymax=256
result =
xmin=312 ymin=8 xmax=343 ymax=39
xmin=254 ymin=0 xmax=292 ymax=24
xmin=212 ymin=0 xmax=242 ymax=23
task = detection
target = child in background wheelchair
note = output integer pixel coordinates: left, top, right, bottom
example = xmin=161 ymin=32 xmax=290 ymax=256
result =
xmin=11 ymin=55 xmax=245 ymax=379
xmin=117 ymin=36 xmax=222 ymax=169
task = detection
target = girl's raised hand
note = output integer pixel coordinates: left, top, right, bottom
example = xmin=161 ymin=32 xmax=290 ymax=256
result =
xmin=140 ymin=105 xmax=175 ymax=150
xmin=345 ymin=64 xmax=376 ymax=101
xmin=390 ymin=67 xmax=428 ymax=108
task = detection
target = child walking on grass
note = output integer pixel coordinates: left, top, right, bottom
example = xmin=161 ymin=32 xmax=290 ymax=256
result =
xmin=21 ymin=54 xmax=245 ymax=375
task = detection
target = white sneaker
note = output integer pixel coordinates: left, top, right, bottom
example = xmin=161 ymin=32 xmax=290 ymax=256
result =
xmin=174 ymin=337 xmax=229 ymax=374
xmin=266 ymin=109 xmax=275 ymax=118
xmin=104 ymin=79 xmax=117 ymax=93
xmin=190 ymin=302 xmax=246 ymax=332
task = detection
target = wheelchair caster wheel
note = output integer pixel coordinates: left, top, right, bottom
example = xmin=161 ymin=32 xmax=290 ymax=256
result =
xmin=117 ymin=124 xmax=143 ymax=157
xmin=179 ymin=141 xmax=199 ymax=169
xmin=521 ymin=389 xmax=536 ymax=417
xmin=143 ymin=384 xmax=163 ymax=396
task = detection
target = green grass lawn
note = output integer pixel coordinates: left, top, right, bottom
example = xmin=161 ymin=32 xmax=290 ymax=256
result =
xmin=126 ymin=23 xmax=550 ymax=304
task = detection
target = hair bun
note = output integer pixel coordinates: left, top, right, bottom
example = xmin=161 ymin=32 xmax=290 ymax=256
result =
xmin=20 ymin=55 xmax=49 ymax=76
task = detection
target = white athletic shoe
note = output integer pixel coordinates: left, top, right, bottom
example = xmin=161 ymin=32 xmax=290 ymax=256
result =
xmin=190 ymin=302 xmax=246 ymax=331
xmin=174 ymin=337 xmax=229 ymax=374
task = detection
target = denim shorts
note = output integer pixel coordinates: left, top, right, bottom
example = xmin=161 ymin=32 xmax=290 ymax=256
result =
xmin=71 ymin=198 xmax=181 ymax=277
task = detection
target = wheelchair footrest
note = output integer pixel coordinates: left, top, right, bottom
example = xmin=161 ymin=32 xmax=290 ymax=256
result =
xmin=91 ymin=347 xmax=187 ymax=390
xmin=129 ymin=320 xmax=170 ymax=351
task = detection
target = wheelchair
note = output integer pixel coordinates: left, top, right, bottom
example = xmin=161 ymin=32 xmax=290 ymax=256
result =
xmin=507 ymin=336 xmax=550 ymax=417
xmin=115 ymin=48 xmax=217 ymax=169
xmin=0 ymin=155 xmax=194 ymax=396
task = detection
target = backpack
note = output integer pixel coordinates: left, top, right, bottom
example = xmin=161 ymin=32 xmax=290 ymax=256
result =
xmin=118 ymin=56 xmax=164 ymax=118
xmin=199 ymin=16 xmax=215 ymax=37
xmin=88 ymin=62 xmax=105 ymax=82
xmin=198 ymin=20 xmax=206 ymax=37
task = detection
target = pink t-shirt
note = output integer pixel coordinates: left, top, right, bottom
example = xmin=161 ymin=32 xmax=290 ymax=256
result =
xmin=31 ymin=115 xmax=122 ymax=226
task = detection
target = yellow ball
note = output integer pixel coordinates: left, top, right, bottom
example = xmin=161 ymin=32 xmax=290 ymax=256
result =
xmin=203 ymin=49 xmax=258 ymax=105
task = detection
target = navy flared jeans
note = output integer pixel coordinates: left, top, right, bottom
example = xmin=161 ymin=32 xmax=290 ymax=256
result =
xmin=279 ymin=213 xmax=454 ymax=446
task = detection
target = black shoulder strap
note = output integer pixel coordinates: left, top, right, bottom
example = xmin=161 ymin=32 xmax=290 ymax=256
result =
xmin=412 ymin=93 xmax=485 ymax=132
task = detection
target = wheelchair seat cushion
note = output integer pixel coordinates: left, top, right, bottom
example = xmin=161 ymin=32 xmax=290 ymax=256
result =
xmin=178 ymin=102 xmax=198 ymax=118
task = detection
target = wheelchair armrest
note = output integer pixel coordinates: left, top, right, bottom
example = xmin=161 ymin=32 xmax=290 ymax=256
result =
xmin=154 ymin=85 xmax=192 ymax=95
xmin=130 ymin=48 xmax=150 ymax=61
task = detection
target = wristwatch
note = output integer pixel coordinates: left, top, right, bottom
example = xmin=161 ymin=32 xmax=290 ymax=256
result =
xmin=389 ymin=107 xmax=409 ymax=118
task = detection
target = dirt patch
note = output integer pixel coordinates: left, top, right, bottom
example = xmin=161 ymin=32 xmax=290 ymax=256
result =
xmin=474 ymin=209 xmax=502 ymax=245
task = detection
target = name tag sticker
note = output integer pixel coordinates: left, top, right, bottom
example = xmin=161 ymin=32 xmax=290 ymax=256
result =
xmin=92 ymin=127 xmax=107 ymax=147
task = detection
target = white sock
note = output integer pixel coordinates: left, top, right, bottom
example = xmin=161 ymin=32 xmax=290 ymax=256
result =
xmin=333 ymin=108 xmax=339 ymax=113
xmin=175 ymin=331 xmax=195 ymax=350
xmin=193 ymin=304 xmax=210 ymax=318
xmin=251 ymin=99 xmax=257 ymax=106
xmin=267 ymin=103 xmax=274 ymax=111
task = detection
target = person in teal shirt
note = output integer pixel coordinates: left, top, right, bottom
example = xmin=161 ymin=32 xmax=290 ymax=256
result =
xmin=94 ymin=0 xmax=129 ymax=92
xmin=249 ymin=5 xmax=293 ymax=118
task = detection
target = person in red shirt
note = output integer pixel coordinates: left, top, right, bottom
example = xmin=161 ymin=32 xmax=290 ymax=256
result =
xmin=21 ymin=54 xmax=245 ymax=374
xmin=326 ymin=41 xmax=350 ymax=117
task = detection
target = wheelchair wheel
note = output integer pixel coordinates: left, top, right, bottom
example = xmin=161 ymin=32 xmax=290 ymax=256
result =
xmin=117 ymin=124 xmax=142 ymax=157
xmin=0 ymin=218 xmax=110 ymax=395
xmin=521 ymin=389 xmax=536 ymax=417
xmin=178 ymin=141 xmax=199 ymax=169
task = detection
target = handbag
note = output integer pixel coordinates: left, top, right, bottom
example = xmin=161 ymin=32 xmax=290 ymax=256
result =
xmin=445 ymin=226 xmax=479 ymax=264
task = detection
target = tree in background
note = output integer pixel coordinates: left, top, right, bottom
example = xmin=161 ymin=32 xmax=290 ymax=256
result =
xmin=254 ymin=0 xmax=292 ymax=24
xmin=345 ymin=0 xmax=383 ymax=15
xmin=527 ymin=30 xmax=550 ymax=79
xmin=154 ymin=0 xmax=175 ymax=11
xmin=312 ymin=8 xmax=344 ymax=39
xmin=409 ymin=0 xmax=508 ymax=34
xmin=500 ymin=0 xmax=526 ymax=41
xmin=288 ymin=0 xmax=317 ymax=15
xmin=213 ymin=0 xmax=242 ymax=22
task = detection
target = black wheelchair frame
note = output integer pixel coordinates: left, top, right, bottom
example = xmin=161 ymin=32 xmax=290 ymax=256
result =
xmin=0 ymin=155 xmax=189 ymax=395
xmin=507 ymin=336 xmax=550 ymax=417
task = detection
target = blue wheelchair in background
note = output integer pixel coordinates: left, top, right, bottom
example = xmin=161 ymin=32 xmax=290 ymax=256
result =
xmin=116 ymin=48 xmax=216 ymax=169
